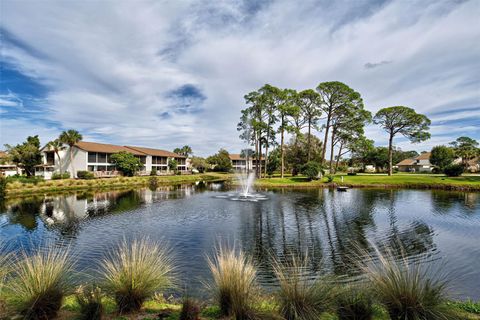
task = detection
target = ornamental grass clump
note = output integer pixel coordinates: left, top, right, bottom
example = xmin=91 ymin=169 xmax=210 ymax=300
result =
xmin=273 ymin=254 xmax=335 ymax=320
xmin=0 ymin=245 xmax=12 ymax=317
xmin=100 ymin=238 xmax=175 ymax=314
xmin=207 ymin=246 xmax=259 ymax=319
xmin=336 ymin=283 xmax=374 ymax=320
xmin=8 ymin=246 xmax=74 ymax=320
xmin=179 ymin=296 xmax=201 ymax=320
xmin=361 ymin=246 xmax=456 ymax=320
xmin=75 ymin=284 xmax=104 ymax=320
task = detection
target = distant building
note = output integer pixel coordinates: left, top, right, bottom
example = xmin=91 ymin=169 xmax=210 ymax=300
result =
xmin=36 ymin=141 xmax=189 ymax=179
xmin=396 ymin=152 xmax=434 ymax=172
xmin=228 ymin=153 xmax=265 ymax=173
xmin=0 ymin=151 xmax=22 ymax=177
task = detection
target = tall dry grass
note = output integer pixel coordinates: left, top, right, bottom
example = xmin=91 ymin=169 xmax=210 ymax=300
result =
xmin=360 ymin=245 xmax=456 ymax=320
xmin=100 ymin=237 xmax=175 ymax=313
xmin=8 ymin=246 xmax=74 ymax=320
xmin=273 ymin=254 xmax=336 ymax=320
xmin=207 ymin=246 xmax=259 ymax=319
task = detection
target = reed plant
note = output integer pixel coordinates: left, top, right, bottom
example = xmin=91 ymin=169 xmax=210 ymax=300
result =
xmin=179 ymin=296 xmax=201 ymax=320
xmin=75 ymin=284 xmax=104 ymax=320
xmin=0 ymin=245 xmax=12 ymax=317
xmin=100 ymin=237 xmax=175 ymax=313
xmin=8 ymin=246 xmax=74 ymax=320
xmin=273 ymin=254 xmax=336 ymax=320
xmin=207 ymin=246 xmax=259 ymax=319
xmin=361 ymin=246 xmax=456 ymax=320
xmin=336 ymin=283 xmax=374 ymax=320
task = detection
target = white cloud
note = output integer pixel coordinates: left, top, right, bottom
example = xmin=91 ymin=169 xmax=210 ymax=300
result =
xmin=1 ymin=0 xmax=479 ymax=155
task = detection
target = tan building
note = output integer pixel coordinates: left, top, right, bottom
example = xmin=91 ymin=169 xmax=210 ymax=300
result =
xmin=228 ymin=153 xmax=265 ymax=172
xmin=0 ymin=151 xmax=22 ymax=177
xmin=396 ymin=152 xmax=434 ymax=172
xmin=36 ymin=141 xmax=188 ymax=179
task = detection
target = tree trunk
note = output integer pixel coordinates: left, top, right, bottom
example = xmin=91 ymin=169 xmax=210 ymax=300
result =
xmin=281 ymin=125 xmax=285 ymax=178
xmin=321 ymin=114 xmax=331 ymax=164
xmin=255 ymin=132 xmax=260 ymax=178
xmin=335 ymin=142 xmax=343 ymax=172
xmin=329 ymin=131 xmax=335 ymax=173
xmin=307 ymin=119 xmax=312 ymax=161
xmin=264 ymin=144 xmax=268 ymax=178
xmin=388 ymin=132 xmax=394 ymax=176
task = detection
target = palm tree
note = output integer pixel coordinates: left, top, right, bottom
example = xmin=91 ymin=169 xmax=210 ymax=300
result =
xmin=59 ymin=130 xmax=83 ymax=177
xmin=47 ymin=139 xmax=66 ymax=174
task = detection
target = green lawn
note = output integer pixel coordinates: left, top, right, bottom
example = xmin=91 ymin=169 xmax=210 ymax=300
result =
xmin=255 ymin=173 xmax=480 ymax=190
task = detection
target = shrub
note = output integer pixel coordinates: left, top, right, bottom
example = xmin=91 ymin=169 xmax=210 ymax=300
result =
xmin=62 ymin=172 xmax=70 ymax=179
xmin=326 ymin=175 xmax=334 ymax=183
xmin=150 ymin=167 xmax=157 ymax=176
xmin=207 ymin=246 xmax=258 ymax=319
xmin=148 ymin=176 xmax=159 ymax=190
xmin=0 ymin=176 xmax=7 ymax=199
xmin=360 ymin=246 xmax=455 ymax=320
xmin=301 ymin=161 xmax=322 ymax=181
xmin=444 ymin=164 xmax=464 ymax=177
xmin=273 ymin=254 xmax=335 ymax=320
xmin=347 ymin=172 xmax=357 ymax=176
xmin=51 ymin=173 xmax=62 ymax=180
xmin=75 ymin=284 xmax=104 ymax=320
xmin=8 ymin=246 xmax=73 ymax=320
xmin=77 ymin=171 xmax=95 ymax=180
xmin=336 ymin=284 xmax=374 ymax=320
xmin=179 ymin=296 xmax=201 ymax=320
xmin=100 ymin=238 xmax=175 ymax=314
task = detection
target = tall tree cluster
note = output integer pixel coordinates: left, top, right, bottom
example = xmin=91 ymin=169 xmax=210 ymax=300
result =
xmin=237 ymin=82 xmax=372 ymax=177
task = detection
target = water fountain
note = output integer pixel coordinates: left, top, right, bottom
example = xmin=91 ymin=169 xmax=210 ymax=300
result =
xmin=215 ymin=171 xmax=268 ymax=202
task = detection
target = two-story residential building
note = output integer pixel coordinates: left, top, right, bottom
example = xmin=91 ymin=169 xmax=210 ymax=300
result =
xmin=36 ymin=141 xmax=188 ymax=179
xmin=396 ymin=152 xmax=434 ymax=172
xmin=0 ymin=151 xmax=22 ymax=176
xmin=228 ymin=153 xmax=265 ymax=173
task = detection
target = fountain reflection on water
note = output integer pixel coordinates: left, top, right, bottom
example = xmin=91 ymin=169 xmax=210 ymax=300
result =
xmin=214 ymin=172 xmax=268 ymax=202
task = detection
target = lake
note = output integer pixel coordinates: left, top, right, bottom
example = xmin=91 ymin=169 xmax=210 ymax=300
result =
xmin=1 ymin=183 xmax=479 ymax=299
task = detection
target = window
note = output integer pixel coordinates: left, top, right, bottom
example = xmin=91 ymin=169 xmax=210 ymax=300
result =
xmin=98 ymin=153 xmax=107 ymax=163
xmin=97 ymin=165 xmax=107 ymax=171
xmin=46 ymin=152 xmax=55 ymax=165
xmin=135 ymin=156 xmax=146 ymax=164
xmin=88 ymin=152 xmax=97 ymax=163
xmin=88 ymin=165 xmax=94 ymax=171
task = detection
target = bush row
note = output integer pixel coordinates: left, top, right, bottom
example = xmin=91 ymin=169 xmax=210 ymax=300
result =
xmin=0 ymin=239 xmax=463 ymax=320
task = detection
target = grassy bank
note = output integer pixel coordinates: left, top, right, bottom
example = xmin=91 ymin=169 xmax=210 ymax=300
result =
xmin=4 ymin=173 xmax=229 ymax=197
xmin=254 ymin=173 xmax=480 ymax=191
xmin=53 ymin=296 xmax=480 ymax=320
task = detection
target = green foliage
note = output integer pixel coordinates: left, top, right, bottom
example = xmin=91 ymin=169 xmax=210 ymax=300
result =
xmin=207 ymin=246 xmax=258 ymax=319
xmin=4 ymin=135 xmax=42 ymax=177
xmin=75 ymin=284 xmax=104 ymax=320
xmin=444 ymin=164 xmax=464 ymax=177
xmin=267 ymin=149 xmax=280 ymax=176
xmin=77 ymin=171 xmax=95 ymax=180
xmin=361 ymin=246 xmax=454 ymax=320
xmin=7 ymin=246 xmax=73 ymax=320
xmin=100 ymin=238 xmax=175 ymax=313
xmin=430 ymin=145 xmax=455 ymax=170
xmin=168 ymin=159 xmax=178 ymax=172
xmin=301 ymin=161 xmax=322 ymax=180
xmin=59 ymin=129 xmax=83 ymax=176
xmin=207 ymin=149 xmax=233 ymax=172
xmin=447 ymin=300 xmax=480 ymax=314
xmin=110 ymin=152 xmax=143 ymax=177
xmin=336 ymin=284 xmax=374 ymax=320
xmin=150 ymin=167 xmax=157 ymax=176
xmin=173 ymin=146 xmax=193 ymax=157
xmin=374 ymin=106 xmax=431 ymax=175
xmin=326 ymin=174 xmax=334 ymax=183
xmin=148 ymin=176 xmax=159 ymax=190
xmin=51 ymin=172 xmax=71 ymax=180
xmin=0 ymin=176 xmax=7 ymax=199
xmin=450 ymin=136 xmax=479 ymax=166
xmin=285 ymin=133 xmax=324 ymax=175
xmin=190 ymin=156 xmax=208 ymax=173
xmin=273 ymin=254 xmax=336 ymax=320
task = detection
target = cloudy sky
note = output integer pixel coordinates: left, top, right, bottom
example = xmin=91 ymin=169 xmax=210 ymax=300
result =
xmin=1 ymin=0 xmax=479 ymax=156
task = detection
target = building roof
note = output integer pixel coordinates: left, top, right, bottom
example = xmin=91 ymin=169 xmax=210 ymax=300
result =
xmin=125 ymin=146 xmax=184 ymax=158
xmin=73 ymin=141 xmax=184 ymax=158
xmin=75 ymin=141 xmax=146 ymax=155
xmin=229 ymin=153 xmax=264 ymax=161
xmin=416 ymin=152 xmax=431 ymax=160
xmin=396 ymin=158 xmax=416 ymax=166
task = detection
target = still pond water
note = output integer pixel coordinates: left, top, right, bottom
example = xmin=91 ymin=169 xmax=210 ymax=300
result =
xmin=1 ymin=183 xmax=479 ymax=299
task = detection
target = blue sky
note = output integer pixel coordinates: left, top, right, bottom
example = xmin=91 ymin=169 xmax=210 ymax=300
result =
xmin=1 ymin=0 xmax=479 ymax=156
